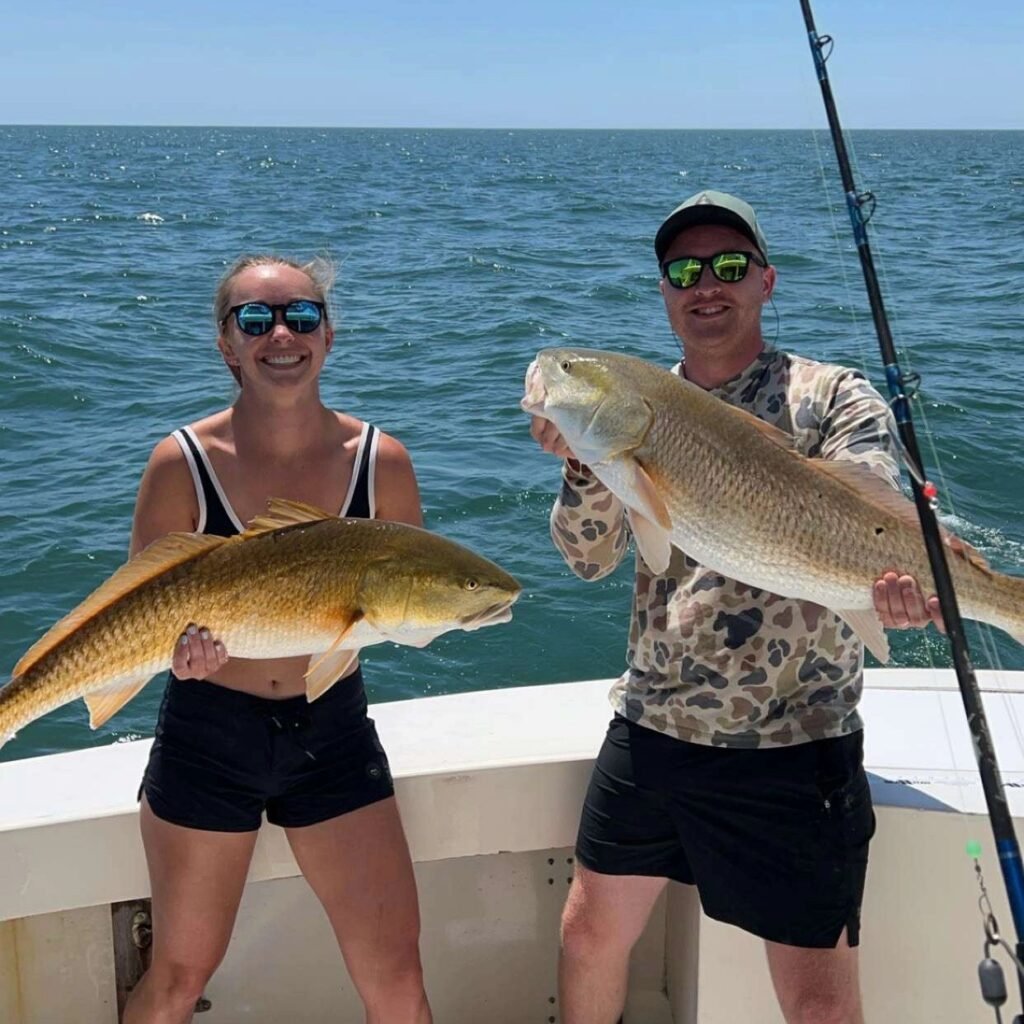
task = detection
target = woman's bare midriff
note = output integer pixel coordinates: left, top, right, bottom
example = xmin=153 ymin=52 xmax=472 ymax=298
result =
xmin=199 ymin=654 xmax=360 ymax=700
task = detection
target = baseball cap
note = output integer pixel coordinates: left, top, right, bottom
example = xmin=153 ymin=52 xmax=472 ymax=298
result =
xmin=654 ymin=190 xmax=769 ymax=264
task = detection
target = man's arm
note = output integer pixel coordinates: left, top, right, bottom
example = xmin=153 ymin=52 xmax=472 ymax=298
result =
xmin=819 ymin=370 xmax=944 ymax=632
xmin=531 ymin=417 xmax=630 ymax=581
xmin=551 ymin=458 xmax=630 ymax=581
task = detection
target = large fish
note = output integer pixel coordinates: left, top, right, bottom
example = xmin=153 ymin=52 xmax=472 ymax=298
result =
xmin=0 ymin=499 xmax=521 ymax=745
xmin=522 ymin=346 xmax=1024 ymax=662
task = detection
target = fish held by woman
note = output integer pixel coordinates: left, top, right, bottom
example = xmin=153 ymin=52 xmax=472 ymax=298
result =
xmin=0 ymin=499 xmax=522 ymax=745
xmin=522 ymin=346 xmax=1024 ymax=662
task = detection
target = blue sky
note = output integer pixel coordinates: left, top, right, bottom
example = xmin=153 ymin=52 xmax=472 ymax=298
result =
xmin=4 ymin=0 xmax=1022 ymax=129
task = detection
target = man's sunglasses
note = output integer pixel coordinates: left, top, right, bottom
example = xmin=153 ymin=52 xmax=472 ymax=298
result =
xmin=661 ymin=250 xmax=766 ymax=290
xmin=222 ymin=300 xmax=326 ymax=337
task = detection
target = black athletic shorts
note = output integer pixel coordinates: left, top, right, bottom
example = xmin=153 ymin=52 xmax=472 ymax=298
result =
xmin=140 ymin=667 xmax=394 ymax=832
xmin=575 ymin=715 xmax=875 ymax=948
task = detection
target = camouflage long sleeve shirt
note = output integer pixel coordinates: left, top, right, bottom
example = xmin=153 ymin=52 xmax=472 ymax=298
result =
xmin=550 ymin=347 xmax=901 ymax=749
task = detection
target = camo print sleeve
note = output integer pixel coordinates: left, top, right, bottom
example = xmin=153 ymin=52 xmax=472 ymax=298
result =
xmin=813 ymin=369 xmax=902 ymax=489
xmin=550 ymin=459 xmax=630 ymax=581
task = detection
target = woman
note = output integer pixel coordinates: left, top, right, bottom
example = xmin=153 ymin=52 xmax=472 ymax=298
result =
xmin=124 ymin=255 xmax=432 ymax=1024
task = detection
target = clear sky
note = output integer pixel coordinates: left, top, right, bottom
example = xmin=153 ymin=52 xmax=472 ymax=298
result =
xmin=4 ymin=0 xmax=1022 ymax=129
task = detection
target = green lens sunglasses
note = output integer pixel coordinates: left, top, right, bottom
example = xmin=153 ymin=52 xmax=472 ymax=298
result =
xmin=661 ymin=250 xmax=766 ymax=290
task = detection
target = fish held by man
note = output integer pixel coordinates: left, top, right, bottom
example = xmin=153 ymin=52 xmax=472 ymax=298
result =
xmin=522 ymin=346 xmax=1024 ymax=662
xmin=0 ymin=499 xmax=522 ymax=745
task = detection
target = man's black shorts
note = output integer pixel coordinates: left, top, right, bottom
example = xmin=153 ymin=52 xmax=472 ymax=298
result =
xmin=575 ymin=715 xmax=875 ymax=948
xmin=140 ymin=667 xmax=394 ymax=832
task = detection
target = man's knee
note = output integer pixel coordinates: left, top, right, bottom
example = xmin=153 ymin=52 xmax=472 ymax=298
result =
xmin=778 ymin=987 xmax=861 ymax=1024
xmin=560 ymin=887 xmax=644 ymax=962
xmin=770 ymin=940 xmax=862 ymax=1024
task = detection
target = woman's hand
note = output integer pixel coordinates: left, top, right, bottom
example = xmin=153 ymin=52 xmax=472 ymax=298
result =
xmin=172 ymin=623 xmax=229 ymax=680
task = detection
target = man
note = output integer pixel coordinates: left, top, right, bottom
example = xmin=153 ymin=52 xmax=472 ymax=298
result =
xmin=530 ymin=190 xmax=943 ymax=1024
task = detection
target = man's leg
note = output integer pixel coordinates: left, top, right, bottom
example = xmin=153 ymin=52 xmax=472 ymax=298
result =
xmin=765 ymin=928 xmax=863 ymax=1024
xmin=559 ymin=865 xmax=669 ymax=1024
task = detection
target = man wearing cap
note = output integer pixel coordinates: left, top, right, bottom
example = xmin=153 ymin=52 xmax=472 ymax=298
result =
xmin=530 ymin=190 xmax=942 ymax=1023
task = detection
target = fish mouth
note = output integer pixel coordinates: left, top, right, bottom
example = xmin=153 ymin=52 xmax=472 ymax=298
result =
xmin=520 ymin=359 xmax=547 ymax=415
xmin=460 ymin=600 xmax=516 ymax=631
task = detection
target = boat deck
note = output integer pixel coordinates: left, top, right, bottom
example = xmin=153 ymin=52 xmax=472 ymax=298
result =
xmin=2 ymin=668 xmax=1023 ymax=1022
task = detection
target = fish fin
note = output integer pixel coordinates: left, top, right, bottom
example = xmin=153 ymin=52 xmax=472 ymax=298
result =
xmin=836 ymin=608 xmax=890 ymax=664
xmin=406 ymin=632 xmax=442 ymax=648
xmin=305 ymin=649 xmax=360 ymax=702
xmin=13 ymin=533 xmax=226 ymax=678
xmin=815 ymin=461 xmax=992 ymax=575
xmin=942 ymin=531 xmax=992 ymax=573
xmin=812 ymin=461 xmax=918 ymax=523
xmin=242 ymin=498 xmax=337 ymax=537
xmin=614 ymin=458 xmax=672 ymax=531
xmin=83 ymin=674 xmax=152 ymax=729
xmin=728 ymin=406 xmax=798 ymax=450
xmin=305 ymin=614 xmax=363 ymax=702
xmin=628 ymin=510 xmax=673 ymax=575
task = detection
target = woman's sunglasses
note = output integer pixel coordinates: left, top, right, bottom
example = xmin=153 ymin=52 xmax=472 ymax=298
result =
xmin=222 ymin=300 xmax=326 ymax=337
xmin=661 ymin=250 xmax=766 ymax=290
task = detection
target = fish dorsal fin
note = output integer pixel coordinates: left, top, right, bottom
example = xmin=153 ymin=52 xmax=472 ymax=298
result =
xmin=814 ymin=460 xmax=991 ymax=574
xmin=13 ymin=533 xmax=225 ymax=678
xmin=727 ymin=405 xmax=798 ymax=451
xmin=241 ymin=498 xmax=336 ymax=538
xmin=811 ymin=460 xmax=921 ymax=525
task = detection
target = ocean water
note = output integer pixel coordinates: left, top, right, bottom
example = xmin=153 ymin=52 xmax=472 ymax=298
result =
xmin=1 ymin=126 xmax=1022 ymax=763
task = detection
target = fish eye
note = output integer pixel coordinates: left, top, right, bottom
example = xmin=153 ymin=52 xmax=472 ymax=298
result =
xmin=560 ymin=360 xmax=572 ymax=373
xmin=464 ymin=578 xmax=479 ymax=591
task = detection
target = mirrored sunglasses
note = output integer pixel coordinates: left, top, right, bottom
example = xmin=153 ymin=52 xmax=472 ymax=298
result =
xmin=223 ymin=299 xmax=326 ymax=337
xmin=661 ymin=250 xmax=765 ymax=290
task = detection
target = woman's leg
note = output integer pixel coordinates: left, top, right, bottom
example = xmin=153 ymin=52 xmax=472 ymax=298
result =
xmin=123 ymin=797 xmax=259 ymax=1024
xmin=286 ymin=797 xmax=431 ymax=1024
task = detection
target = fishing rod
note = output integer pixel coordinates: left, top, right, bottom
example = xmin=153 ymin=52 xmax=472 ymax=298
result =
xmin=797 ymin=1 xmax=1024 ymax=1019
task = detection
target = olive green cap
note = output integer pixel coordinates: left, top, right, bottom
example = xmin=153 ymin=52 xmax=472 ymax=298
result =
xmin=655 ymin=189 xmax=768 ymax=264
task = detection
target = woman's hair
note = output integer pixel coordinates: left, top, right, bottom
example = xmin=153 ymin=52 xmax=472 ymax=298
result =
xmin=213 ymin=254 xmax=336 ymax=385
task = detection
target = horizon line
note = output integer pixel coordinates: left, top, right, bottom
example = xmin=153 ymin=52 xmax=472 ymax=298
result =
xmin=2 ymin=122 xmax=1022 ymax=132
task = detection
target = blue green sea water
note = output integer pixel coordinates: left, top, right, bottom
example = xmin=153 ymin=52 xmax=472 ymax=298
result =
xmin=2 ymin=126 xmax=1023 ymax=763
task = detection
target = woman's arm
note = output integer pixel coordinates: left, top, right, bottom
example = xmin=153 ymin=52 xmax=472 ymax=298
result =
xmin=129 ymin=434 xmax=228 ymax=677
xmin=129 ymin=435 xmax=201 ymax=556
xmin=372 ymin=433 xmax=424 ymax=528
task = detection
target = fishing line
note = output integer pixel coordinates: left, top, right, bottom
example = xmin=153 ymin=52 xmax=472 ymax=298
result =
xmin=799 ymin=3 xmax=1024 ymax=1018
xmin=839 ymin=110 xmax=1021 ymax=833
xmin=807 ymin=125 xmax=873 ymax=377
xmin=837 ymin=126 xmax=1018 ymax=695
xmin=807 ymin=19 xmax=1011 ymax=682
xmin=807 ymin=79 xmax=956 ymax=686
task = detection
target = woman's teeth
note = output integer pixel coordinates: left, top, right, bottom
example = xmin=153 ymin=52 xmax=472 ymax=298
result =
xmin=264 ymin=354 xmax=303 ymax=365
